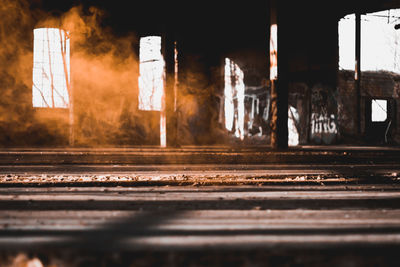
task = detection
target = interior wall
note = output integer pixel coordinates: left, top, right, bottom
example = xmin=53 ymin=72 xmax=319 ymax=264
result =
xmin=3 ymin=0 xmax=400 ymax=147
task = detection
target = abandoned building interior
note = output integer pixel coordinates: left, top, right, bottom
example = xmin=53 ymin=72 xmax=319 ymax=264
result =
xmin=1 ymin=0 xmax=400 ymax=148
xmin=4 ymin=1 xmax=400 ymax=265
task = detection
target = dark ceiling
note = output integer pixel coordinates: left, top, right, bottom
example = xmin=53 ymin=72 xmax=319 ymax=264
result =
xmin=30 ymin=0 xmax=400 ymax=74
xmin=32 ymin=0 xmax=400 ymax=45
xmin=33 ymin=1 xmax=268 ymax=45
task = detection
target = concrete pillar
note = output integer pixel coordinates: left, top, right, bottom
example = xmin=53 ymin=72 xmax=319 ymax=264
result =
xmin=355 ymin=12 xmax=361 ymax=135
xmin=269 ymin=0 xmax=288 ymax=149
xmin=163 ymin=33 xmax=179 ymax=147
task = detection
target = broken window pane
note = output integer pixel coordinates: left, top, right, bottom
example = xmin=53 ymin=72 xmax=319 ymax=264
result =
xmin=32 ymin=28 xmax=70 ymax=108
xmin=371 ymin=99 xmax=388 ymax=122
xmin=138 ymin=36 xmax=165 ymax=111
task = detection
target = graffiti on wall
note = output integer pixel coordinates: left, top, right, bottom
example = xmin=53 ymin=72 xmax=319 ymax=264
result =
xmin=310 ymin=84 xmax=338 ymax=144
xmin=311 ymin=113 xmax=337 ymax=134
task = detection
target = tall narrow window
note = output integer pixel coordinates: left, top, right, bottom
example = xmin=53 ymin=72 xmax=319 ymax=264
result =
xmin=32 ymin=28 xmax=70 ymax=108
xmin=269 ymin=24 xmax=278 ymax=80
xmin=288 ymin=106 xmax=299 ymax=146
xmin=224 ymin=58 xmax=245 ymax=140
xmin=138 ymin=36 xmax=165 ymax=111
xmin=138 ymin=36 xmax=166 ymax=147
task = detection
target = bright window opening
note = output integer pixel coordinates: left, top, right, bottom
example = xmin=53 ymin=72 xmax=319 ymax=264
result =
xmin=32 ymin=28 xmax=70 ymax=108
xmin=138 ymin=36 xmax=166 ymax=147
xmin=339 ymin=9 xmax=400 ymax=73
xmin=138 ymin=36 xmax=165 ymax=111
xmin=288 ymin=106 xmax=299 ymax=146
xmin=224 ymin=58 xmax=245 ymax=140
xmin=269 ymin=24 xmax=278 ymax=80
xmin=372 ymin=99 xmax=388 ymax=122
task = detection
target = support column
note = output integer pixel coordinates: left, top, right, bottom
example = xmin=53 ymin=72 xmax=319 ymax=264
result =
xmin=269 ymin=0 xmax=288 ymax=149
xmin=68 ymin=81 xmax=74 ymax=147
xmin=355 ymin=12 xmax=361 ymax=135
xmin=163 ymin=33 xmax=179 ymax=147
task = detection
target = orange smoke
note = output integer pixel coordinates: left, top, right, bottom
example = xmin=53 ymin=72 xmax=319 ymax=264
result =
xmin=0 ymin=0 xmax=231 ymax=147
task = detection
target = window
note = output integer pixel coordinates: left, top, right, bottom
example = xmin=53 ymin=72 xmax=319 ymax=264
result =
xmin=32 ymin=28 xmax=70 ymax=108
xmin=138 ymin=36 xmax=166 ymax=147
xmin=269 ymin=24 xmax=278 ymax=80
xmin=371 ymin=99 xmax=388 ymax=122
xmin=339 ymin=9 xmax=400 ymax=73
xmin=288 ymin=106 xmax=299 ymax=146
xmin=138 ymin=36 xmax=165 ymax=111
xmin=224 ymin=58 xmax=245 ymax=140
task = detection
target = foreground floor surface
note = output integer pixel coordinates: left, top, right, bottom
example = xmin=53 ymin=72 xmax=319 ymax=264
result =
xmin=1 ymin=184 xmax=400 ymax=266
xmin=1 ymin=147 xmax=400 ymax=265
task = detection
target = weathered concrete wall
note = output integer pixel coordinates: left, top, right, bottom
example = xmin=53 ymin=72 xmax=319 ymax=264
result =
xmin=287 ymin=70 xmax=400 ymax=146
xmin=337 ymin=71 xmax=357 ymax=140
xmin=309 ymin=84 xmax=338 ymax=144
xmin=288 ymin=83 xmax=309 ymax=145
xmin=288 ymin=83 xmax=339 ymax=145
xmin=338 ymin=70 xmax=400 ymax=144
xmin=282 ymin=5 xmax=340 ymax=145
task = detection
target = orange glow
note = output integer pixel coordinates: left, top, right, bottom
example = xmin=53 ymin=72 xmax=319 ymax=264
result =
xmin=32 ymin=28 xmax=70 ymax=108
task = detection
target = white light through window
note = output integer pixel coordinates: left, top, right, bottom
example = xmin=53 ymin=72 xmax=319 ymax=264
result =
xmin=32 ymin=28 xmax=70 ymax=108
xmin=224 ymin=58 xmax=245 ymax=140
xmin=338 ymin=14 xmax=355 ymax=71
xmin=270 ymin=24 xmax=278 ymax=80
xmin=138 ymin=36 xmax=165 ymax=111
xmin=339 ymin=9 xmax=400 ymax=73
xmin=224 ymin=58 xmax=234 ymax=132
xmin=288 ymin=106 xmax=299 ymax=146
xmin=372 ymin=99 xmax=388 ymax=122
xmin=138 ymin=36 xmax=166 ymax=147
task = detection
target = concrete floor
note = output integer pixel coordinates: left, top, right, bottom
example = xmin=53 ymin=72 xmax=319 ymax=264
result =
xmin=1 ymin=184 xmax=400 ymax=250
xmin=1 ymin=184 xmax=400 ymax=266
xmin=0 ymin=147 xmax=400 ymax=266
